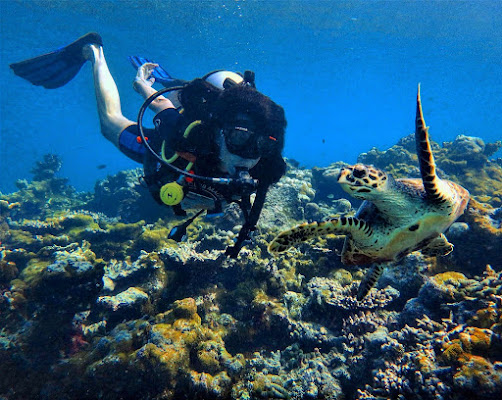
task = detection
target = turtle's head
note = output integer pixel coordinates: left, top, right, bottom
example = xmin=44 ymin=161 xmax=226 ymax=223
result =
xmin=338 ymin=164 xmax=390 ymax=200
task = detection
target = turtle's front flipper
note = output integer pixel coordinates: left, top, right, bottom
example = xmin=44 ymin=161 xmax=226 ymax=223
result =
xmin=415 ymin=85 xmax=452 ymax=203
xmin=268 ymin=217 xmax=373 ymax=254
xmin=421 ymin=233 xmax=454 ymax=257
xmin=357 ymin=264 xmax=385 ymax=300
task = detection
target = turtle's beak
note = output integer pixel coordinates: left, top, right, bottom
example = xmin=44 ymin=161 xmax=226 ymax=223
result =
xmin=337 ymin=167 xmax=353 ymax=184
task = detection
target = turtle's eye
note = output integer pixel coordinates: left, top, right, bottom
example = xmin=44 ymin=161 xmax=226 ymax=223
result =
xmin=353 ymin=167 xmax=366 ymax=178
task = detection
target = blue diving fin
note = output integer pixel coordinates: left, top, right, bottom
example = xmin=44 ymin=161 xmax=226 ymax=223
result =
xmin=128 ymin=55 xmax=186 ymax=88
xmin=10 ymin=32 xmax=103 ymax=89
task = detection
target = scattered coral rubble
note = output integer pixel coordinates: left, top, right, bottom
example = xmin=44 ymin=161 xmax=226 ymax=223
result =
xmin=0 ymin=134 xmax=501 ymax=399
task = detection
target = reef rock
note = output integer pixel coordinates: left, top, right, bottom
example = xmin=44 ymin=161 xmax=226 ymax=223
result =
xmin=87 ymin=168 xmax=169 ymax=223
xmin=1 ymin=137 xmax=502 ymax=399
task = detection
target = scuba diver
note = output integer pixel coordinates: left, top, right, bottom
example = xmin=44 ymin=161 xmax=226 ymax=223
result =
xmin=9 ymin=32 xmax=287 ymax=258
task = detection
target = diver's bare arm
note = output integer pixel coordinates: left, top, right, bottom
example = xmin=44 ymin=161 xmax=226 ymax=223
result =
xmin=133 ymin=62 xmax=174 ymax=113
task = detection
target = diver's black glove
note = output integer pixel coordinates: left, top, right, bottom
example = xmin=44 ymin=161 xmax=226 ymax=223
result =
xmin=225 ymin=222 xmax=254 ymax=258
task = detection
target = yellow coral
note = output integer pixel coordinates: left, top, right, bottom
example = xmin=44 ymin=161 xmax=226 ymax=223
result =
xmin=252 ymin=289 xmax=271 ymax=307
xmin=8 ymin=229 xmax=35 ymax=246
xmin=252 ymin=290 xmax=287 ymax=318
xmin=0 ymin=200 xmax=20 ymax=211
xmin=432 ymin=271 xmax=467 ymax=286
xmin=137 ymin=227 xmax=171 ymax=251
xmin=449 ymin=163 xmax=502 ymax=208
xmin=469 ymin=305 xmax=499 ymax=329
xmin=172 ymin=298 xmax=199 ymax=320
xmin=331 ymin=268 xmax=353 ymax=286
xmin=61 ymin=214 xmax=100 ymax=237
xmin=196 ymin=340 xmax=229 ymax=374
xmin=466 ymin=199 xmax=502 ymax=235
xmin=108 ymin=221 xmax=145 ymax=239
xmin=441 ymin=340 xmax=464 ymax=363
xmin=144 ymin=296 xmax=239 ymax=385
xmin=153 ymin=298 xmax=204 ymax=348
xmin=197 ymin=349 xmax=221 ymax=374
xmin=459 ymin=327 xmax=492 ymax=354
xmin=134 ymin=342 xmax=188 ymax=381
xmin=454 ymin=353 xmax=501 ymax=390
xmin=19 ymin=258 xmax=50 ymax=284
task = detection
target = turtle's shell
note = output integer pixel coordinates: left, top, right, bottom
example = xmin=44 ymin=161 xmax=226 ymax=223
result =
xmin=338 ymin=174 xmax=469 ymax=265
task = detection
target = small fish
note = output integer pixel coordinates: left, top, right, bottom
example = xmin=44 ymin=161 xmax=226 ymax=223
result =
xmin=322 ymin=139 xmax=326 ymax=144
xmin=97 ymin=164 xmax=107 ymax=170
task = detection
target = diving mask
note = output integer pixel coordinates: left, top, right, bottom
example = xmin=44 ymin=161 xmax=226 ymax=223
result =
xmin=222 ymin=114 xmax=276 ymax=159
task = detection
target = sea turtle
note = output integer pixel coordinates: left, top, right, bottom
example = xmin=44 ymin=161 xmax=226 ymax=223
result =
xmin=268 ymin=85 xmax=470 ymax=300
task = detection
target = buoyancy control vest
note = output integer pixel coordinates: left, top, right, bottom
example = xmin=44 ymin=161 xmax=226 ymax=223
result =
xmin=143 ymin=110 xmax=241 ymax=216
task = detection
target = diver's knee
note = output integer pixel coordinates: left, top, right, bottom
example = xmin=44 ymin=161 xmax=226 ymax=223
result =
xmin=100 ymin=127 xmax=121 ymax=148
xmin=100 ymin=120 xmax=131 ymax=148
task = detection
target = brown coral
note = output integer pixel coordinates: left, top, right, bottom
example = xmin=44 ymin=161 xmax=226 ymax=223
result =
xmin=438 ymin=199 xmax=502 ymax=274
xmin=441 ymin=340 xmax=464 ymax=363
xmin=454 ymin=353 xmax=502 ymax=393
xmin=459 ymin=327 xmax=492 ymax=354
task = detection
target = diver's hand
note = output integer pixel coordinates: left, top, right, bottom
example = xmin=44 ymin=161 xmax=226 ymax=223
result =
xmin=133 ymin=62 xmax=158 ymax=91
xmin=133 ymin=63 xmax=175 ymax=113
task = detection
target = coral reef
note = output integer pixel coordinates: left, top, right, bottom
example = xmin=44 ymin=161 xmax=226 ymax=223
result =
xmin=1 ymin=139 xmax=502 ymax=400
xmin=86 ymin=168 xmax=170 ymax=223
xmin=435 ymin=199 xmax=502 ymax=275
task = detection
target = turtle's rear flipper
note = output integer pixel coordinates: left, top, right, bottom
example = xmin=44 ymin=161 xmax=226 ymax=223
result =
xmin=421 ymin=233 xmax=454 ymax=257
xmin=356 ymin=264 xmax=385 ymax=301
xmin=268 ymin=217 xmax=373 ymax=254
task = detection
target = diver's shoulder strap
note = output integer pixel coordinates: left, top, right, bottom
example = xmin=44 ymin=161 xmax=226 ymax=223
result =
xmin=153 ymin=108 xmax=187 ymax=146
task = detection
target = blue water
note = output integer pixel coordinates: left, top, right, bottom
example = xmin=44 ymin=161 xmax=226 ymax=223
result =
xmin=1 ymin=0 xmax=501 ymax=192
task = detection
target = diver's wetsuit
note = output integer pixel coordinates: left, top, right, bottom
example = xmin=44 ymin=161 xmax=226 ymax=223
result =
xmin=118 ymin=124 xmax=154 ymax=163
xmin=117 ymin=108 xmax=188 ymax=165
xmin=117 ymin=108 xmax=197 ymax=163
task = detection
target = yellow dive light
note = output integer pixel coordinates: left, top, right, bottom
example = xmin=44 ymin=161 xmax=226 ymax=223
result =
xmin=159 ymin=182 xmax=184 ymax=206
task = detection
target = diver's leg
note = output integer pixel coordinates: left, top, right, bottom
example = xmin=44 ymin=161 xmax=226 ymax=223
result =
xmin=83 ymin=44 xmax=134 ymax=148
